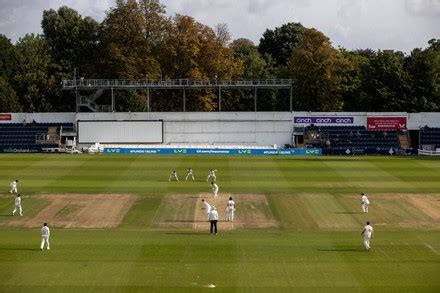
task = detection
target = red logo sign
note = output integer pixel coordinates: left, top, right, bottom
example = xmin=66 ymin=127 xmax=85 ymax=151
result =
xmin=0 ymin=114 xmax=12 ymax=121
xmin=367 ymin=117 xmax=407 ymax=130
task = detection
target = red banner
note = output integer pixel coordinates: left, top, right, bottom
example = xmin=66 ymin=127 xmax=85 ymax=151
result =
xmin=367 ymin=116 xmax=407 ymax=130
xmin=0 ymin=114 xmax=12 ymax=121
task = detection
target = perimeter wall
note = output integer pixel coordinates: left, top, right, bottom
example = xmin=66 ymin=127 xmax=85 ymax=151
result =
xmin=2 ymin=112 xmax=440 ymax=146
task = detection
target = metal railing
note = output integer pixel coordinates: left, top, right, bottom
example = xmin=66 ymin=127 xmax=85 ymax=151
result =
xmin=62 ymin=78 xmax=292 ymax=89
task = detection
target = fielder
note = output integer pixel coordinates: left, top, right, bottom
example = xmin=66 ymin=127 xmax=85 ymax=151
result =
xmin=361 ymin=193 xmax=370 ymax=213
xmin=201 ymin=199 xmax=211 ymax=220
xmin=361 ymin=221 xmax=374 ymax=251
xmin=12 ymin=194 xmax=23 ymax=216
xmin=226 ymin=196 xmax=236 ymax=222
xmin=185 ymin=168 xmax=195 ymax=181
xmin=206 ymin=169 xmax=217 ymax=182
xmin=40 ymin=223 xmax=50 ymax=251
xmin=9 ymin=180 xmax=18 ymax=194
xmin=169 ymin=170 xmax=179 ymax=181
xmin=211 ymin=182 xmax=219 ymax=198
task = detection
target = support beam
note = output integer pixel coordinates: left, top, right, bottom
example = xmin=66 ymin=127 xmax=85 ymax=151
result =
xmin=111 ymin=88 xmax=115 ymax=111
xmin=254 ymin=87 xmax=257 ymax=112
xmin=147 ymin=88 xmax=150 ymax=112
xmin=183 ymin=88 xmax=186 ymax=112
xmin=218 ymin=87 xmax=222 ymax=112
xmin=289 ymin=84 xmax=293 ymax=112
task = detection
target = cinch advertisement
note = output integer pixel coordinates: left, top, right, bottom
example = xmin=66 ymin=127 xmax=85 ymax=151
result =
xmin=367 ymin=117 xmax=407 ymax=130
xmin=104 ymin=148 xmax=322 ymax=156
xmin=293 ymin=116 xmax=354 ymax=124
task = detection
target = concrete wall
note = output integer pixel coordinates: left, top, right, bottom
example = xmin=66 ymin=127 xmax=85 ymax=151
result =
xmin=2 ymin=112 xmax=440 ymax=146
xmin=76 ymin=112 xmax=293 ymax=145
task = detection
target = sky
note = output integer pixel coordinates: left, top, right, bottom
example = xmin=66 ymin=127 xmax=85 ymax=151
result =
xmin=0 ymin=0 xmax=439 ymax=53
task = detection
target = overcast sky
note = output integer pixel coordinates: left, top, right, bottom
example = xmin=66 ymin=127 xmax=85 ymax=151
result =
xmin=0 ymin=0 xmax=439 ymax=53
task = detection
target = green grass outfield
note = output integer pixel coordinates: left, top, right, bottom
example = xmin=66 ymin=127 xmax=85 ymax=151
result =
xmin=0 ymin=154 xmax=439 ymax=292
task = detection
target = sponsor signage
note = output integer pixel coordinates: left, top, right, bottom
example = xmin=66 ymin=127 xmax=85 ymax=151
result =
xmin=0 ymin=113 xmax=12 ymax=121
xmin=104 ymin=148 xmax=322 ymax=156
xmin=293 ymin=116 xmax=354 ymax=124
xmin=367 ymin=116 xmax=407 ymax=130
xmin=0 ymin=147 xmax=41 ymax=153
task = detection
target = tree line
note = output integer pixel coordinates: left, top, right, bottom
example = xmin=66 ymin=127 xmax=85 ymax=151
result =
xmin=0 ymin=0 xmax=439 ymax=113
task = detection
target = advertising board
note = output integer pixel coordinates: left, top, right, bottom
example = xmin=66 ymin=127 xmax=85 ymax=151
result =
xmin=367 ymin=117 xmax=407 ymax=130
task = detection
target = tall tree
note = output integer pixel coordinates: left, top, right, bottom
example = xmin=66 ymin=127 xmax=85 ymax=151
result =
xmin=231 ymin=38 xmax=266 ymax=79
xmin=259 ymin=22 xmax=306 ymax=67
xmin=0 ymin=35 xmax=17 ymax=81
xmin=405 ymin=39 xmax=440 ymax=111
xmin=357 ymin=50 xmax=412 ymax=112
xmin=42 ymin=6 xmax=99 ymax=78
xmin=158 ymin=15 xmax=242 ymax=111
xmin=0 ymin=77 xmax=21 ymax=112
xmin=288 ymin=28 xmax=350 ymax=111
xmin=13 ymin=34 xmax=58 ymax=112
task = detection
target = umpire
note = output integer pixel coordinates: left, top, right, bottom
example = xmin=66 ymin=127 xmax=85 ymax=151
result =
xmin=209 ymin=206 xmax=218 ymax=235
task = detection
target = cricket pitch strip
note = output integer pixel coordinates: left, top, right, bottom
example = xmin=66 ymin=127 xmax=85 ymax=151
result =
xmin=1 ymin=194 xmax=136 ymax=228
xmin=153 ymin=193 xmax=278 ymax=230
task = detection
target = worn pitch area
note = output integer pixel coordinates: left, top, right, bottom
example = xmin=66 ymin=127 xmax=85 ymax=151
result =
xmin=153 ymin=193 xmax=278 ymax=230
xmin=1 ymin=194 xmax=136 ymax=228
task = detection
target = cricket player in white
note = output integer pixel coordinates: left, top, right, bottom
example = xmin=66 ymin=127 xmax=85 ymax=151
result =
xmin=169 ymin=170 xmax=179 ymax=181
xmin=9 ymin=180 xmax=18 ymax=194
xmin=226 ymin=196 xmax=235 ymax=221
xmin=361 ymin=221 xmax=373 ymax=251
xmin=201 ymin=199 xmax=211 ymax=220
xmin=361 ymin=193 xmax=370 ymax=213
xmin=40 ymin=223 xmax=50 ymax=251
xmin=211 ymin=182 xmax=219 ymax=198
xmin=12 ymin=194 xmax=23 ymax=216
xmin=206 ymin=169 xmax=217 ymax=182
xmin=185 ymin=168 xmax=195 ymax=181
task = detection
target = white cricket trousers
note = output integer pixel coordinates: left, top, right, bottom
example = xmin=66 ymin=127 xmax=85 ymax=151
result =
xmin=362 ymin=203 xmax=369 ymax=213
xmin=364 ymin=236 xmax=371 ymax=250
xmin=226 ymin=208 xmax=234 ymax=221
xmin=10 ymin=187 xmax=17 ymax=193
xmin=207 ymin=175 xmax=216 ymax=182
xmin=41 ymin=236 xmax=50 ymax=250
xmin=12 ymin=205 xmax=22 ymax=216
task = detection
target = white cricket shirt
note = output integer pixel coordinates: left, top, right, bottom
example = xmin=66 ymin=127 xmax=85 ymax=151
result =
xmin=41 ymin=226 xmax=50 ymax=237
xmin=364 ymin=225 xmax=373 ymax=237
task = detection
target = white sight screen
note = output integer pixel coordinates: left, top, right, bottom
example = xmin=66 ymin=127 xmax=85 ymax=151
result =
xmin=78 ymin=121 xmax=163 ymax=143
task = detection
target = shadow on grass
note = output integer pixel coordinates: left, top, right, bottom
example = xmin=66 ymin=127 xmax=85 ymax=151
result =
xmin=333 ymin=211 xmax=364 ymax=214
xmin=164 ymin=220 xmax=198 ymax=223
xmin=165 ymin=232 xmax=206 ymax=235
xmin=318 ymin=248 xmax=364 ymax=252
xmin=0 ymin=248 xmax=39 ymax=251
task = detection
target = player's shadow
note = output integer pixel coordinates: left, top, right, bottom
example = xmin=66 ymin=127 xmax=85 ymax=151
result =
xmin=164 ymin=220 xmax=198 ymax=223
xmin=317 ymin=248 xmax=364 ymax=252
xmin=165 ymin=232 xmax=208 ymax=235
xmin=333 ymin=211 xmax=364 ymax=214
xmin=0 ymin=248 xmax=39 ymax=251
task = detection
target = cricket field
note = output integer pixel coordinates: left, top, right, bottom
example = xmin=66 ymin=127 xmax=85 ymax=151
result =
xmin=0 ymin=154 xmax=439 ymax=292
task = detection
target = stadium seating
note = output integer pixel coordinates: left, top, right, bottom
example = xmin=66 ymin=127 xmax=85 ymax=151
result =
xmin=419 ymin=127 xmax=440 ymax=149
xmin=0 ymin=123 xmax=74 ymax=149
xmin=304 ymin=125 xmax=400 ymax=152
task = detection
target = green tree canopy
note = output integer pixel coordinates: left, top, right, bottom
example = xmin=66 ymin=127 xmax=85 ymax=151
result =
xmin=259 ymin=22 xmax=306 ymax=66
xmin=0 ymin=35 xmax=17 ymax=81
xmin=0 ymin=77 xmax=21 ymax=112
xmin=288 ymin=28 xmax=350 ymax=111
